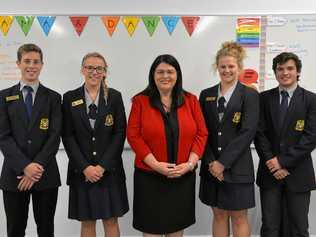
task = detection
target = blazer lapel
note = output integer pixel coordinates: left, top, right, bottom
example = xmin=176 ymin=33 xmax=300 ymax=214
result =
xmin=11 ymin=84 xmax=28 ymax=129
xmin=221 ymin=82 xmax=243 ymax=123
xmin=28 ymin=84 xmax=47 ymax=129
xmin=77 ymin=86 xmax=93 ymax=132
xmin=269 ymin=87 xmax=280 ymax=132
xmin=281 ymin=86 xmax=302 ymax=136
xmin=207 ymin=85 xmax=220 ymax=125
xmin=94 ymin=88 xmax=109 ymax=130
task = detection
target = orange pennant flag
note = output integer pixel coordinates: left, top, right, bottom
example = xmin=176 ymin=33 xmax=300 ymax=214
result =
xmin=101 ymin=16 xmax=120 ymax=37
xmin=69 ymin=16 xmax=89 ymax=36
xmin=122 ymin=16 xmax=140 ymax=37
xmin=181 ymin=16 xmax=200 ymax=36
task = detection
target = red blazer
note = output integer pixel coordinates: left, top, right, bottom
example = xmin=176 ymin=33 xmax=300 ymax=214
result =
xmin=127 ymin=93 xmax=208 ymax=171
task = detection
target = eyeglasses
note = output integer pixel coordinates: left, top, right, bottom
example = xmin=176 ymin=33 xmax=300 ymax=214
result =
xmin=21 ymin=59 xmax=42 ymax=66
xmin=83 ymin=65 xmax=106 ymax=74
xmin=155 ymin=69 xmax=176 ymax=76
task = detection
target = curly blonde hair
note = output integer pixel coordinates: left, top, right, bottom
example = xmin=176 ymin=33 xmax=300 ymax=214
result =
xmin=214 ymin=41 xmax=246 ymax=70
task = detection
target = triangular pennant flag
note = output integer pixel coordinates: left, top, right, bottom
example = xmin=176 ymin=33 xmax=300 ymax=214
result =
xmin=37 ymin=16 xmax=56 ymax=36
xmin=122 ymin=16 xmax=139 ymax=37
xmin=181 ymin=16 xmax=200 ymax=36
xmin=0 ymin=16 xmax=14 ymax=36
xmin=142 ymin=16 xmax=160 ymax=36
xmin=101 ymin=16 xmax=120 ymax=37
xmin=15 ymin=16 xmax=35 ymax=36
xmin=69 ymin=16 xmax=89 ymax=36
xmin=162 ymin=16 xmax=180 ymax=35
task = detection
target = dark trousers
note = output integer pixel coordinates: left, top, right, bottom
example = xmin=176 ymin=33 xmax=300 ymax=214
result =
xmin=260 ymin=186 xmax=310 ymax=237
xmin=2 ymin=188 xmax=58 ymax=237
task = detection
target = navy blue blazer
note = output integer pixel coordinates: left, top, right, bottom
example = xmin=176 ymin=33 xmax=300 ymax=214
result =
xmin=255 ymin=86 xmax=316 ymax=192
xmin=0 ymin=83 xmax=62 ymax=191
xmin=199 ymin=82 xmax=259 ymax=183
xmin=62 ymin=86 xmax=126 ymax=186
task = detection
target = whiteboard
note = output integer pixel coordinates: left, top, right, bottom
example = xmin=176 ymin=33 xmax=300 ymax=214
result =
xmin=0 ymin=16 xmax=260 ymax=113
xmin=265 ymin=15 xmax=316 ymax=92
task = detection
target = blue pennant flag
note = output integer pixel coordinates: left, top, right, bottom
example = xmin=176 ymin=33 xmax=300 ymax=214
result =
xmin=37 ymin=16 xmax=56 ymax=36
xmin=162 ymin=16 xmax=180 ymax=35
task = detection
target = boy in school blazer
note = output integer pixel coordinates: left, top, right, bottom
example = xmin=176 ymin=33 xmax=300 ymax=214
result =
xmin=255 ymin=52 xmax=316 ymax=237
xmin=0 ymin=44 xmax=62 ymax=237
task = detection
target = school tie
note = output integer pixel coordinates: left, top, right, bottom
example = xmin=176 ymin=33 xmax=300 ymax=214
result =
xmin=88 ymin=103 xmax=98 ymax=120
xmin=279 ymin=90 xmax=289 ymax=130
xmin=24 ymin=86 xmax=33 ymax=119
xmin=218 ymin=96 xmax=226 ymax=121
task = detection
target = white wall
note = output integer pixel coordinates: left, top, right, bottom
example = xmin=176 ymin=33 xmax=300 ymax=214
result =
xmin=1 ymin=0 xmax=316 ymax=15
xmin=1 ymin=149 xmax=316 ymax=236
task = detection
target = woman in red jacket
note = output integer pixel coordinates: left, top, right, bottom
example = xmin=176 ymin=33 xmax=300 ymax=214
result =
xmin=127 ymin=54 xmax=208 ymax=237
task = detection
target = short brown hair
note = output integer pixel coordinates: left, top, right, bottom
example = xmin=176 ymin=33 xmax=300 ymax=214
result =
xmin=17 ymin=43 xmax=43 ymax=62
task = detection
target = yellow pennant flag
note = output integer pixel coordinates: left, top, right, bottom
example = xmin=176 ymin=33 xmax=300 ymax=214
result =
xmin=0 ymin=16 xmax=14 ymax=36
xmin=122 ymin=16 xmax=139 ymax=37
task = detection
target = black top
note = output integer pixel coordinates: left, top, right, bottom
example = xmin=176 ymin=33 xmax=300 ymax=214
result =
xmin=151 ymin=98 xmax=179 ymax=164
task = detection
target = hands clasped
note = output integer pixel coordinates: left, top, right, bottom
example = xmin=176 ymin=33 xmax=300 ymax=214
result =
xmin=209 ymin=160 xmax=225 ymax=181
xmin=17 ymin=162 xmax=45 ymax=191
xmin=154 ymin=162 xmax=193 ymax=178
xmin=265 ymin=157 xmax=290 ymax=180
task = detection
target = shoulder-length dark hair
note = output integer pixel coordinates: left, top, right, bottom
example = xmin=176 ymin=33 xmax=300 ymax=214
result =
xmin=139 ymin=54 xmax=185 ymax=106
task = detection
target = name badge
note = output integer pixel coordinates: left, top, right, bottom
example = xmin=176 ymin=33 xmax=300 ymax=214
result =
xmin=232 ymin=112 xmax=241 ymax=123
xmin=40 ymin=118 xmax=49 ymax=130
xmin=105 ymin=114 xmax=114 ymax=126
xmin=71 ymin=99 xmax=84 ymax=107
xmin=205 ymin=96 xmax=216 ymax=101
xmin=6 ymin=95 xmax=19 ymax=102
xmin=295 ymin=120 xmax=304 ymax=131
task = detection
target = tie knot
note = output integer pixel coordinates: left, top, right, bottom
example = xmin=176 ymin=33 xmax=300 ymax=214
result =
xmin=89 ymin=103 xmax=97 ymax=110
xmin=218 ymin=96 xmax=226 ymax=105
xmin=24 ymin=86 xmax=33 ymax=93
xmin=88 ymin=103 xmax=98 ymax=120
xmin=281 ymin=90 xmax=289 ymax=98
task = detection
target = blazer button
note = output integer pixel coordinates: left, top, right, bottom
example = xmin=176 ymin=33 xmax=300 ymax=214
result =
xmin=92 ymin=137 xmax=96 ymax=141
xmin=218 ymin=147 xmax=222 ymax=151
xmin=27 ymin=140 xmax=32 ymax=144
xmin=92 ymin=151 xmax=97 ymax=156
xmin=218 ymin=132 xmax=222 ymax=136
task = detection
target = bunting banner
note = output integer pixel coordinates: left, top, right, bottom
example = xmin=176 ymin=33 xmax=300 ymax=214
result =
xmin=162 ymin=16 xmax=180 ymax=35
xmin=70 ymin=16 xmax=89 ymax=36
xmin=181 ymin=16 xmax=200 ymax=36
xmin=236 ymin=17 xmax=260 ymax=47
xmin=101 ymin=16 xmax=120 ymax=37
xmin=122 ymin=16 xmax=139 ymax=37
xmin=37 ymin=16 xmax=56 ymax=36
xmin=0 ymin=16 xmax=14 ymax=36
xmin=15 ymin=16 xmax=35 ymax=36
xmin=142 ymin=16 xmax=160 ymax=36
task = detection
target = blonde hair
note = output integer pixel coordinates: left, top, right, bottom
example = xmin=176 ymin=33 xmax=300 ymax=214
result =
xmin=214 ymin=41 xmax=246 ymax=70
xmin=81 ymin=52 xmax=109 ymax=102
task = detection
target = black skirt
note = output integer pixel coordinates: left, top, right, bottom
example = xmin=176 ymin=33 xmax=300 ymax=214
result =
xmin=68 ymin=178 xmax=129 ymax=221
xmin=133 ymin=169 xmax=196 ymax=234
xmin=199 ymin=176 xmax=255 ymax=210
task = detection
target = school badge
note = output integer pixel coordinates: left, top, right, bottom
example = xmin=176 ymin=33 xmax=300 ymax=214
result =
xmin=205 ymin=96 xmax=216 ymax=101
xmin=295 ymin=120 xmax=304 ymax=131
xmin=39 ymin=118 xmax=49 ymax=130
xmin=71 ymin=99 xmax=84 ymax=107
xmin=105 ymin=114 xmax=114 ymax=126
xmin=232 ymin=112 xmax=241 ymax=123
xmin=5 ymin=95 xmax=19 ymax=102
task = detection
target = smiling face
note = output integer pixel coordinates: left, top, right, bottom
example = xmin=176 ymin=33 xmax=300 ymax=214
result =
xmin=154 ymin=62 xmax=177 ymax=94
xmin=217 ymin=55 xmax=242 ymax=86
xmin=81 ymin=56 xmax=107 ymax=89
xmin=17 ymin=51 xmax=43 ymax=84
xmin=275 ymin=59 xmax=299 ymax=89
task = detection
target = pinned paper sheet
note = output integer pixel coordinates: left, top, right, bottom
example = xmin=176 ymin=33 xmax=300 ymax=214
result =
xmin=162 ymin=16 xmax=179 ymax=35
xmin=142 ymin=16 xmax=160 ymax=36
xmin=101 ymin=16 xmax=120 ymax=37
xmin=15 ymin=16 xmax=35 ymax=36
xmin=181 ymin=16 xmax=200 ymax=36
xmin=267 ymin=16 xmax=287 ymax=26
xmin=70 ymin=16 xmax=89 ymax=36
xmin=37 ymin=16 xmax=55 ymax=36
xmin=0 ymin=16 xmax=14 ymax=36
xmin=122 ymin=16 xmax=139 ymax=37
xmin=236 ymin=17 xmax=260 ymax=47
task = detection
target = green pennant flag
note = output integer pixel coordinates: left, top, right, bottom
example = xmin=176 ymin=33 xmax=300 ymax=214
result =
xmin=15 ymin=16 xmax=35 ymax=36
xmin=142 ymin=16 xmax=160 ymax=36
